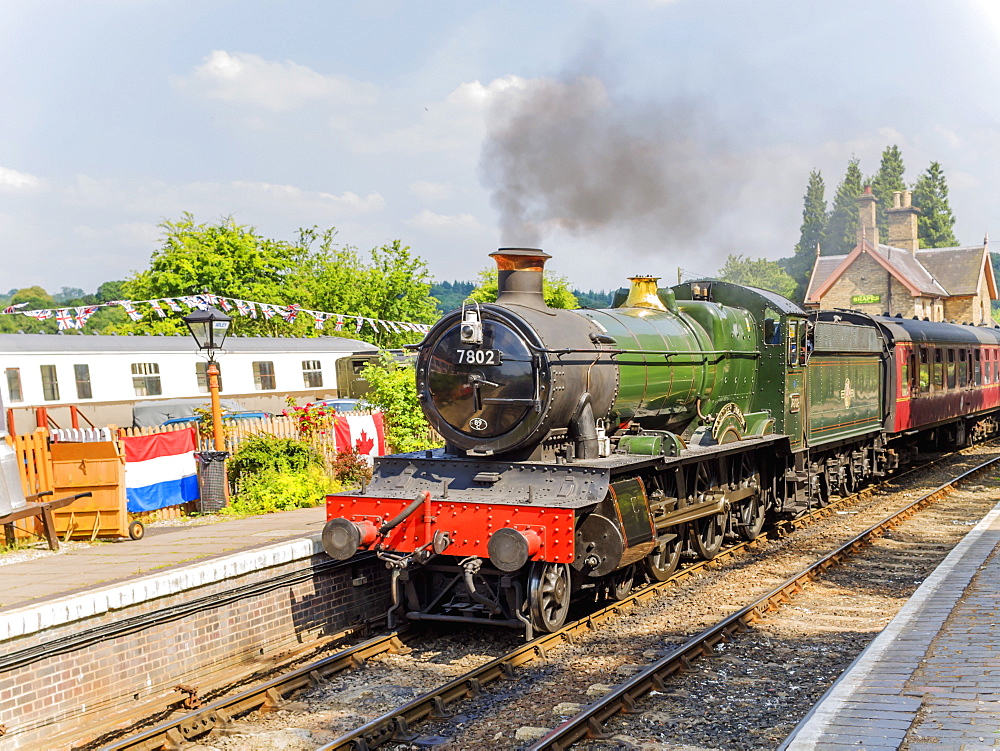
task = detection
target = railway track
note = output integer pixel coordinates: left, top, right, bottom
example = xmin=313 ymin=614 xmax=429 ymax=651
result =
xmin=92 ymin=445 xmax=1000 ymax=750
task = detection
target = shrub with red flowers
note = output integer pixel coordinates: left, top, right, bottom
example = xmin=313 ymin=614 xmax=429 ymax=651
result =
xmin=330 ymin=446 xmax=373 ymax=486
xmin=282 ymin=396 xmax=334 ymax=439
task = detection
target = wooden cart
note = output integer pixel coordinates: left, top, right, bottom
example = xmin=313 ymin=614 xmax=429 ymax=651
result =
xmin=49 ymin=441 xmax=143 ymax=541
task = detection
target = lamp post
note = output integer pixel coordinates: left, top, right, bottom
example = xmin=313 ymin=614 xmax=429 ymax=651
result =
xmin=183 ymin=306 xmax=232 ymax=451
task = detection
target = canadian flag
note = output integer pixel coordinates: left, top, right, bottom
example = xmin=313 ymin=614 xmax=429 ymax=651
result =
xmin=334 ymin=412 xmax=387 ymax=463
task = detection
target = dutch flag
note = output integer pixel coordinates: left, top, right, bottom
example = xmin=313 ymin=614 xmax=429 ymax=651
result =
xmin=124 ymin=427 xmax=200 ymax=513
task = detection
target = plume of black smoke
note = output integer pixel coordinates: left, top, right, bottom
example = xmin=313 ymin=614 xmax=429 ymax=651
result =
xmin=478 ymin=76 xmax=747 ymax=254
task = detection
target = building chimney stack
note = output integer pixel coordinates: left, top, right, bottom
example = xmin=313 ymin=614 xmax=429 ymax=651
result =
xmin=857 ymin=186 xmax=878 ymax=247
xmin=887 ymin=189 xmax=920 ymax=254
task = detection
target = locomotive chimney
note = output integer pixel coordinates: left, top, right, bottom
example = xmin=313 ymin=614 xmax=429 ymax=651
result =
xmin=624 ymin=276 xmax=668 ymax=311
xmin=490 ymin=248 xmax=551 ymax=309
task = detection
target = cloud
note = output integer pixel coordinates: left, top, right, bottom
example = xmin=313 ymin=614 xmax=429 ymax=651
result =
xmin=0 ymin=166 xmax=46 ymax=193
xmin=408 ymin=210 xmax=483 ymax=234
xmin=176 ymin=50 xmax=378 ymax=112
xmin=230 ymin=181 xmax=385 ymax=213
xmin=409 ymin=181 xmax=452 ymax=201
xmin=350 ymin=77 xmax=526 ymax=156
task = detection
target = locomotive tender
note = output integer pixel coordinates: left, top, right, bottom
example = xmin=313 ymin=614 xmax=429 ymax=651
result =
xmin=323 ymin=248 xmax=1000 ymax=638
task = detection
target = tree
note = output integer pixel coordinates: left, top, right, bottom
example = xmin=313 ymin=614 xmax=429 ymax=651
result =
xmin=468 ymin=268 xmax=578 ymax=309
xmin=781 ymin=169 xmax=827 ymax=303
xmin=0 ymin=287 xmax=57 ymax=334
xmin=868 ymin=145 xmax=906 ymax=240
xmin=54 ymin=287 xmax=85 ymax=304
xmin=96 ymin=280 xmax=126 ymax=303
xmin=299 ymin=232 xmax=439 ymax=348
xmin=717 ymin=255 xmax=797 ymax=299
xmin=825 ymin=158 xmax=864 ymax=255
xmin=912 ymin=162 xmax=958 ymax=248
xmin=120 ymin=214 xmax=309 ymax=337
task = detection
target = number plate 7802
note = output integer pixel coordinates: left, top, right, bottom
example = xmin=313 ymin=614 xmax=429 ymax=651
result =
xmin=454 ymin=349 xmax=503 ymax=365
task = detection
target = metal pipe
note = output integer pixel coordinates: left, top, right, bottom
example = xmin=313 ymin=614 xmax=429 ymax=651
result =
xmin=379 ymin=491 xmax=431 ymax=536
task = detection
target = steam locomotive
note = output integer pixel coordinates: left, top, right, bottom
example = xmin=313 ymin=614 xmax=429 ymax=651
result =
xmin=322 ymin=248 xmax=1000 ymax=638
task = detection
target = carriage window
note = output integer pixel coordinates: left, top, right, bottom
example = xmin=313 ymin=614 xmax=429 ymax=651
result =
xmin=253 ymin=361 xmax=276 ymax=390
xmin=975 ymin=350 xmax=982 ymax=386
xmin=302 ymin=360 xmax=323 ymax=388
xmin=74 ymin=364 xmax=92 ymax=400
xmin=41 ymin=364 xmax=60 ymax=401
xmin=958 ymin=349 xmax=968 ymax=387
xmin=5 ymin=368 xmax=23 ymax=403
xmin=933 ymin=349 xmax=943 ymax=390
xmin=919 ymin=348 xmax=929 ymax=392
xmin=946 ymin=349 xmax=956 ymax=389
xmin=195 ymin=362 xmax=223 ymax=393
xmin=131 ymin=363 xmax=162 ymax=396
xmin=900 ymin=356 xmax=910 ymax=397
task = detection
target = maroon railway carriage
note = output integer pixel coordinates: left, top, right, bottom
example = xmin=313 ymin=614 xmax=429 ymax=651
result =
xmin=882 ymin=316 xmax=1000 ymax=440
xmin=816 ymin=311 xmax=1000 ymax=444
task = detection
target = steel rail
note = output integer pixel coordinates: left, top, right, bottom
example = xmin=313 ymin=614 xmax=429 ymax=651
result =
xmin=528 ymin=452 xmax=1000 ymax=750
xmin=308 ymin=451 xmax=960 ymax=751
xmin=91 ymin=444 xmax=986 ymax=750
xmin=96 ymin=629 xmax=412 ymax=751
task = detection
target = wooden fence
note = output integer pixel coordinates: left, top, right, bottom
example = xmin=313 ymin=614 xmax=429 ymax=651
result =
xmin=4 ymin=428 xmax=54 ymax=497
xmin=115 ymin=414 xmax=345 ymax=456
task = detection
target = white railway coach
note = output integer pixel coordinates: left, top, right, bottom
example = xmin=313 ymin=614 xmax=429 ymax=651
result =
xmin=0 ymin=333 xmax=379 ymax=433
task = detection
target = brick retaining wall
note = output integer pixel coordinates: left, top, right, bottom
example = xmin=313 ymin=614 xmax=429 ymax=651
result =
xmin=0 ymin=551 xmax=391 ymax=749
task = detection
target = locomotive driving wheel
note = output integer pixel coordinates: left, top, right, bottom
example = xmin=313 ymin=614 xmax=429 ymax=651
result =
xmin=733 ymin=456 xmax=765 ymax=542
xmin=691 ymin=463 xmax=725 ymax=560
xmin=528 ymin=562 xmax=571 ymax=633
xmin=645 ymin=526 xmax=683 ymax=581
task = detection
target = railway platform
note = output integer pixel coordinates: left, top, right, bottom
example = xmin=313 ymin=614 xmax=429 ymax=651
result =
xmin=782 ymin=500 xmax=1000 ymax=749
xmin=0 ymin=505 xmax=326 ymax=627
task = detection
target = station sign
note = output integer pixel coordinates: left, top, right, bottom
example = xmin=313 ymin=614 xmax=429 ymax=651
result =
xmin=851 ymin=294 xmax=882 ymax=305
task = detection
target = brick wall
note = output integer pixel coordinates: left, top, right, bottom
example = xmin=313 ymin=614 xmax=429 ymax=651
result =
xmin=0 ymin=554 xmax=390 ymax=749
xmin=819 ymin=253 xmax=917 ymax=316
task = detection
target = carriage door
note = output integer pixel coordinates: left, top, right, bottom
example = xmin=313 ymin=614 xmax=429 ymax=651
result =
xmin=784 ymin=317 xmax=807 ymax=451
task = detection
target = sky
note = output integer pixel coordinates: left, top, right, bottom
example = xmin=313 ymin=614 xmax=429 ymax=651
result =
xmin=3 ymin=0 xmax=1000 ymax=296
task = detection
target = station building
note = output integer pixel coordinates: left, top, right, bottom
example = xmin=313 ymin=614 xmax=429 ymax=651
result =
xmin=804 ymin=188 xmax=997 ymax=324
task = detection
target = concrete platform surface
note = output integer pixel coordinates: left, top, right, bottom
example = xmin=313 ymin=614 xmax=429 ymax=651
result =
xmin=782 ymin=500 xmax=1000 ymax=749
xmin=0 ymin=506 xmax=327 ymax=639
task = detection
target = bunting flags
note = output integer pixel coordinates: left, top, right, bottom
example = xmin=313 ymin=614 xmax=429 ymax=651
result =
xmin=235 ymin=299 xmax=255 ymax=318
xmin=74 ymin=306 xmax=99 ymax=328
xmin=283 ymin=303 xmax=301 ymax=324
xmin=0 ymin=292 xmax=434 ymax=337
xmin=55 ymin=309 xmax=75 ymax=331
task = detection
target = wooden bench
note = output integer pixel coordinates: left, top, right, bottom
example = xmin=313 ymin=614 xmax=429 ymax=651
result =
xmin=1 ymin=491 xmax=93 ymax=550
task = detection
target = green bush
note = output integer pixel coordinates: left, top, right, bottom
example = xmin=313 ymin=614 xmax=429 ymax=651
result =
xmin=226 ymin=435 xmax=336 ymax=516
xmin=225 ymin=465 xmax=338 ymax=516
xmin=360 ymin=355 xmax=441 ymax=453
xmin=228 ymin=435 xmax=323 ymax=485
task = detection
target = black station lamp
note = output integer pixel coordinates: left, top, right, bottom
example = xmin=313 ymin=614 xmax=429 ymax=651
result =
xmin=183 ymin=306 xmax=232 ymax=452
xmin=183 ymin=306 xmax=232 ymax=356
